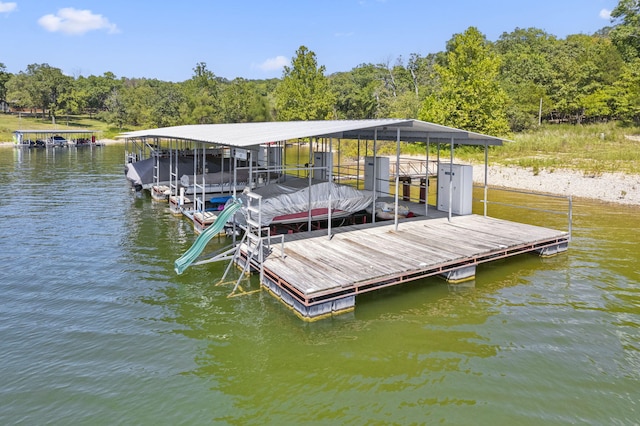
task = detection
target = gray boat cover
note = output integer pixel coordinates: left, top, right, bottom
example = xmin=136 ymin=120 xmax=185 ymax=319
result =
xmin=238 ymin=177 xmax=373 ymax=226
xmin=125 ymin=156 xmax=243 ymax=189
xmin=179 ymin=169 xmax=251 ymax=187
xmin=126 ymin=157 xmax=199 ymax=188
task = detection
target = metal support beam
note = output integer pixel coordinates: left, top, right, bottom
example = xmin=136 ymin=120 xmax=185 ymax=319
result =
xmin=448 ymin=137 xmax=454 ymax=222
xmin=394 ymin=127 xmax=400 ymax=231
xmin=484 ymin=142 xmax=488 ymax=217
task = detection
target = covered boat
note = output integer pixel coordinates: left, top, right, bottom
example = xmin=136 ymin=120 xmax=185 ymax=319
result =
xmin=125 ymin=156 xmax=195 ymax=191
xmin=125 ymin=155 xmax=255 ymax=194
xmin=234 ymin=177 xmax=373 ymax=227
xmin=179 ymin=168 xmax=251 ymax=195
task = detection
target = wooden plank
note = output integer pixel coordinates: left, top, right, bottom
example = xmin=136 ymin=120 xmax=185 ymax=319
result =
xmin=454 ymin=216 xmax=566 ymax=240
xmin=265 ymin=251 xmax=344 ymax=293
xmin=260 ymin=214 xmax=569 ymax=302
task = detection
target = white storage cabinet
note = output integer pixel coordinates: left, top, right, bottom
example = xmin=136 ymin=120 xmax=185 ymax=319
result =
xmin=437 ymin=164 xmax=473 ymax=215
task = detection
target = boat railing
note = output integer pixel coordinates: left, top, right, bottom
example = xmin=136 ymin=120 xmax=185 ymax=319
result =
xmin=124 ymin=137 xmax=156 ymax=164
xmin=474 ymin=186 xmax=572 ymax=239
xmin=124 ymin=137 xmax=181 ymax=164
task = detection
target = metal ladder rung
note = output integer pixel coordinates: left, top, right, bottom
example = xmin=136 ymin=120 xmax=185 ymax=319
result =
xmin=218 ymin=191 xmax=275 ymax=298
xmin=246 ymin=218 xmax=261 ymax=228
xmin=246 ymin=232 xmax=261 ymax=243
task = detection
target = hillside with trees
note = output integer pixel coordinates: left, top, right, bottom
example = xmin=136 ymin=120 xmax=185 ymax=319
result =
xmin=1 ymin=0 xmax=639 ymax=135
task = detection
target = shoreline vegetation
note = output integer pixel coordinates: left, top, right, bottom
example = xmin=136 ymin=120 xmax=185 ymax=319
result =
xmin=1 ymin=116 xmax=638 ymax=206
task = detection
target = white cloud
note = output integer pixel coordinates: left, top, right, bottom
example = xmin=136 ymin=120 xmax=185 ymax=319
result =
xmin=0 ymin=2 xmax=17 ymax=13
xmin=38 ymin=8 xmax=119 ymax=35
xmin=599 ymin=8 xmax=612 ymax=20
xmin=257 ymin=55 xmax=289 ymax=72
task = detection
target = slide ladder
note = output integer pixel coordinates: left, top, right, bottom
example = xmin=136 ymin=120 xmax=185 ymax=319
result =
xmin=219 ymin=192 xmax=272 ymax=295
xmin=174 ymin=198 xmax=242 ymax=274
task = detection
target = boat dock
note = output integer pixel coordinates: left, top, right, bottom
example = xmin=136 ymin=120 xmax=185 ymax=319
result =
xmin=12 ymin=129 xmax=102 ymax=147
xmin=122 ymin=120 xmax=572 ymax=321
xmin=248 ymin=214 xmax=569 ymax=320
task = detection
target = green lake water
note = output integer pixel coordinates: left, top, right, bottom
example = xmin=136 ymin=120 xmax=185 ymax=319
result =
xmin=1 ymin=145 xmax=638 ymax=425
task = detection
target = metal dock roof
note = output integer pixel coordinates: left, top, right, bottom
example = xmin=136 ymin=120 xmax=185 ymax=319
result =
xmin=119 ymin=119 xmax=504 ymax=147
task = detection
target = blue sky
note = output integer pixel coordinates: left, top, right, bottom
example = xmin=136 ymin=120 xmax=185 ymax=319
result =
xmin=0 ymin=0 xmax=619 ymax=82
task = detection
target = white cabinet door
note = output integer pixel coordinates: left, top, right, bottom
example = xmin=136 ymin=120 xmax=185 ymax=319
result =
xmin=437 ymin=164 xmax=472 ymax=215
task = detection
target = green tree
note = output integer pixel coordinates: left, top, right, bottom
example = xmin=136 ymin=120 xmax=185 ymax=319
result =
xmin=100 ymin=86 xmax=127 ymax=129
xmin=149 ymin=80 xmax=184 ymax=128
xmin=75 ymin=72 xmax=121 ymax=117
xmin=275 ymin=46 xmax=335 ymax=121
xmin=376 ymin=56 xmax=422 ymax=118
xmin=546 ymin=34 xmax=624 ymax=122
xmin=419 ymin=27 xmax=510 ymax=136
xmin=610 ymin=0 xmax=640 ymax=61
xmin=5 ymin=73 xmax=32 ymax=111
xmin=495 ymin=28 xmax=557 ymax=130
xmin=574 ymin=35 xmax=625 ymax=122
xmin=612 ymin=58 xmax=640 ymax=123
xmin=220 ymin=78 xmax=273 ymax=123
xmin=118 ymin=79 xmax=183 ymax=128
xmin=7 ymin=63 xmax=72 ymax=120
xmin=180 ymin=62 xmax=221 ymax=124
xmin=58 ymin=88 xmax=83 ymax=124
xmin=330 ymin=64 xmax=380 ymax=119
xmin=0 ymin=63 xmax=11 ymax=108
xmin=246 ymin=79 xmax=277 ymax=122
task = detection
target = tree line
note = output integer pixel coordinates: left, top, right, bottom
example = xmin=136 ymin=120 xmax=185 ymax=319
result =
xmin=1 ymin=0 xmax=638 ymax=136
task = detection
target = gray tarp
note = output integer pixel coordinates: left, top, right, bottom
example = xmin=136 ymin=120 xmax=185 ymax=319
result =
xmin=238 ymin=177 xmax=373 ymax=226
xmin=179 ymin=169 xmax=251 ymax=187
xmin=125 ymin=156 xmax=241 ymax=189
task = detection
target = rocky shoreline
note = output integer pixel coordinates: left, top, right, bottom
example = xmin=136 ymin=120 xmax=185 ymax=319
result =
xmin=474 ymin=165 xmax=640 ymax=206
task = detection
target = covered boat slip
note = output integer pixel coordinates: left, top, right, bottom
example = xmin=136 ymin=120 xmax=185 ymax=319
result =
xmin=121 ymin=119 xmax=571 ymax=320
xmin=13 ymin=129 xmax=102 ymax=147
xmin=121 ymin=119 xmax=495 ymax=228
xmin=123 ymin=134 xmax=283 ymax=226
xmin=124 ymin=149 xmax=258 ymax=192
xmin=253 ymin=214 xmax=569 ymax=320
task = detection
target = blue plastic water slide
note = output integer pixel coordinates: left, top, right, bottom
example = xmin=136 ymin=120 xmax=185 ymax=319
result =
xmin=174 ymin=199 xmax=242 ymax=275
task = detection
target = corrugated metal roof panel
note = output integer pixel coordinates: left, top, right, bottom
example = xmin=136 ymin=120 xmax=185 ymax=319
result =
xmin=119 ymin=119 xmax=503 ymax=146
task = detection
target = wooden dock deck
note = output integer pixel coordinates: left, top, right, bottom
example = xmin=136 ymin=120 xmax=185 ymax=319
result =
xmin=249 ymin=215 xmax=569 ymax=320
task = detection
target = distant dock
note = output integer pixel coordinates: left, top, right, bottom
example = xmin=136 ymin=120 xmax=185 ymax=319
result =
xmin=12 ymin=129 xmax=102 ymax=147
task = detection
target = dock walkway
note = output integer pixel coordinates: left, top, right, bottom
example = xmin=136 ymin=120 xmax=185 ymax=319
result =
xmin=252 ymin=215 xmax=569 ymax=320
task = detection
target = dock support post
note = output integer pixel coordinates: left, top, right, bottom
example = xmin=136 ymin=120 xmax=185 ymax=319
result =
xmin=372 ymin=130 xmax=377 ymax=224
xmin=441 ymin=265 xmax=476 ymax=283
xmin=536 ymin=242 xmax=569 ymax=257
xmin=448 ymin=137 xmax=454 ymax=222
xmin=424 ymin=137 xmax=430 ymax=217
xmin=394 ymin=127 xmax=401 ymax=231
xmin=263 ymin=275 xmax=356 ymax=320
xmin=484 ymin=142 xmax=488 ymax=217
